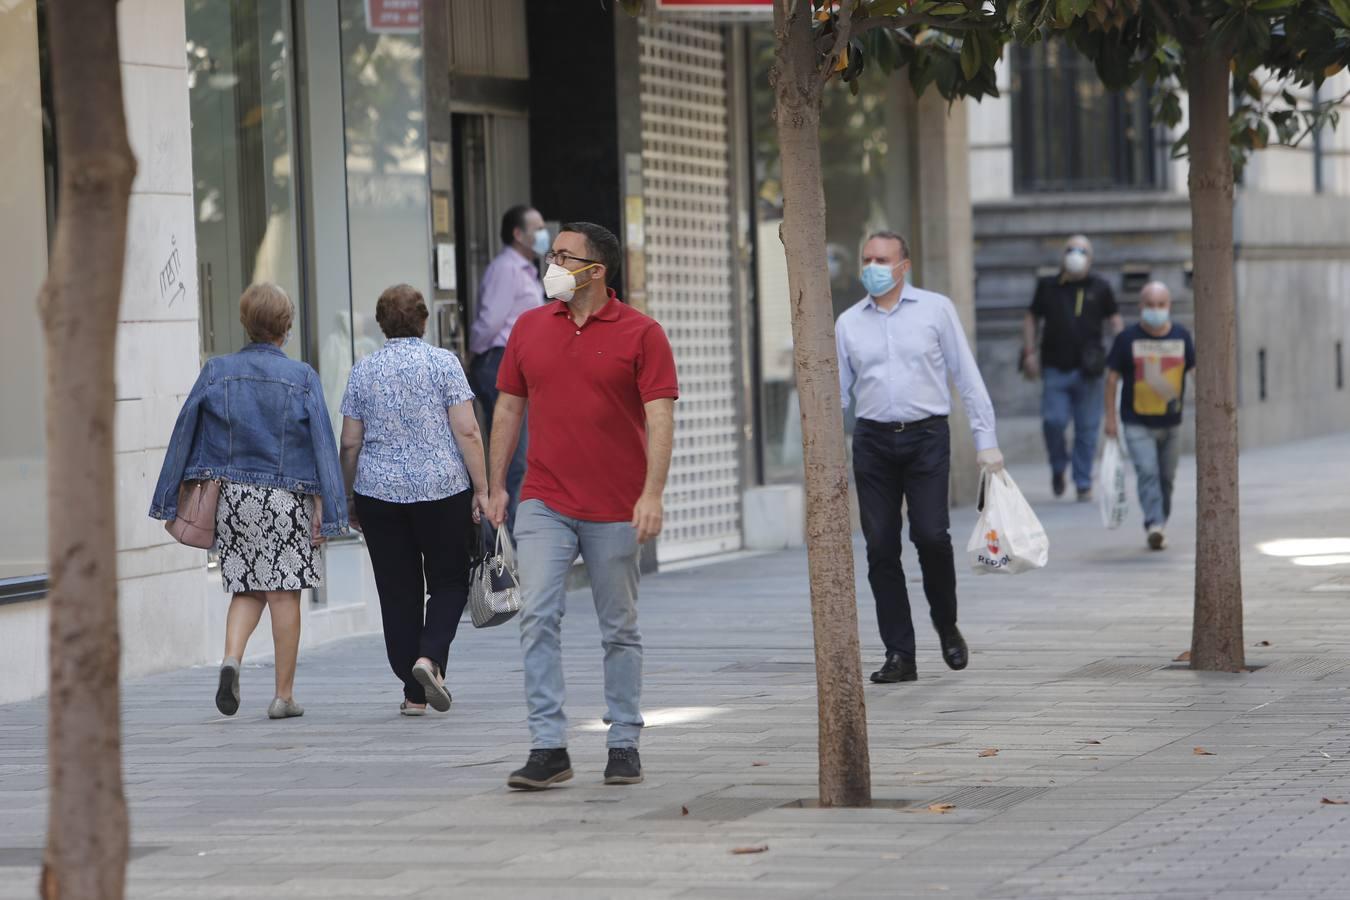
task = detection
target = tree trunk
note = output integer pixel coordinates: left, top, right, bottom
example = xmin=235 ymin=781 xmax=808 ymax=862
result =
xmin=1184 ymin=45 xmax=1244 ymax=672
xmin=39 ymin=1 xmax=136 ymax=897
xmin=772 ymin=0 xmax=872 ymax=807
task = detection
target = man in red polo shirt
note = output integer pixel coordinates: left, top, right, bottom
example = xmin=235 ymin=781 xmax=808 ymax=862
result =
xmin=486 ymin=221 xmax=677 ymax=790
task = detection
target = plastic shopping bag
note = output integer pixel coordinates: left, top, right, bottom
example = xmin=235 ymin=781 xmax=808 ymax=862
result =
xmin=1097 ymin=436 xmax=1129 ymax=530
xmin=967 ymin=469 xmax=1049 ymax=575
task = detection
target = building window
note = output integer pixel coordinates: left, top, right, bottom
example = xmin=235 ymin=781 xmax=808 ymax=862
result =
xmin=1012 ymin=39 xmax=1161 ymax=193
xmin=187 ymin=0 xmax=305 ymax=360
xmin=0 ymin=0 xmax=54 ymax=587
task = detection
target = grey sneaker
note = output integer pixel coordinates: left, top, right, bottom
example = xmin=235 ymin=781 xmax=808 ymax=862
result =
xmin=215 ymin=657 xmax=240 ymax=716
xmin=267 ymin=697 xmax=304 ymax=719
xmin=412 ymin=660 xmax=451 ymax=712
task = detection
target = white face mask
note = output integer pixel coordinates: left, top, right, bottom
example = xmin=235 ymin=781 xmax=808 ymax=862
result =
xmin=542 ymin=262 xmax=598 ymax=303
xmin=1063 ymin=248 xmax=1089 ymax=277
xmin=531 ymin=228 xmax=551 ymax=257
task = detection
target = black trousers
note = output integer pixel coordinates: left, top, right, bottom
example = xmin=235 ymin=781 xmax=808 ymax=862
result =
xmin=355 ymin=490 xmax=473 ymax=703
xmin=852 ymin=418 xmax=958 ymax=659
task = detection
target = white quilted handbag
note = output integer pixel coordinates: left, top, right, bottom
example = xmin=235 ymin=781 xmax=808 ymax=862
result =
xmin=468 ymin=525 xmax=522 ymax=628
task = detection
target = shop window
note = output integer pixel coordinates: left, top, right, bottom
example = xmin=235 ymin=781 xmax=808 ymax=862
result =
xmin=1012 ymin=39 xmax=1161 ymax=193
xmin=187 ymin=0 xmax=305 ymax=360
xmin=338 ymin=0 xmax=432 ymax=361
xmin=0 ymin=0 xmax=54 ymax=588
xmin=747 ymin=25 xmax=891 ymax=484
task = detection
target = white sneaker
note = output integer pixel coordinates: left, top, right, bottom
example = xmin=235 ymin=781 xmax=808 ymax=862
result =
xmin=1147 ymin=527 xmax=1166 ymax=551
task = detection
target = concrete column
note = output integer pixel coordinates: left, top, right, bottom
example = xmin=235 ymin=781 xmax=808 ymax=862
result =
xmin=887 ymin=88 xmax=981 ymax=506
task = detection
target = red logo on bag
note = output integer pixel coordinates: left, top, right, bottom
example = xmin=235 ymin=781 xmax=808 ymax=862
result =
xmin=986 ymin=529 xmax=1000 ymax=557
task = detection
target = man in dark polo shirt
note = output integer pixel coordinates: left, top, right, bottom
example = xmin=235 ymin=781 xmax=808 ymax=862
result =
xmin=1022 ymin=234 xmax=1122 ymax=500
xmin=486 ymin=222 xmax=678 ymax=791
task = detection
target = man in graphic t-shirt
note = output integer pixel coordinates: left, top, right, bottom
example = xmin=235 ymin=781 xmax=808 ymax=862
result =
xmin=1104 ymin=281 xmax=1195 ymax=551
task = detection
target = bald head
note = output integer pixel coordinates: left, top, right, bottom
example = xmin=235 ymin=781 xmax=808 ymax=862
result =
xmin=1065 ymin=234 xmax=1093 ymax=256
xmin=1140 ymin=281 xmax=1171 ymax=307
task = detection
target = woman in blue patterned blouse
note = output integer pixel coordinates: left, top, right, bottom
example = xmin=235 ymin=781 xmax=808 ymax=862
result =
xmin=339 ymin=284 xmax=489 ymax=715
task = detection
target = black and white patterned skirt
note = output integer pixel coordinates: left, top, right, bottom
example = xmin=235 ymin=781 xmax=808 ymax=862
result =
xmin=215 ymin=483 xmax=323 ymax=593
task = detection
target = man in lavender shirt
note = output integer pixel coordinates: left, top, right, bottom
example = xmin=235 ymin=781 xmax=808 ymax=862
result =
xmin=837 ymin=231 xmax=1004 ymax=685
xmin=469 ymin=205 xmax=548 ymax=532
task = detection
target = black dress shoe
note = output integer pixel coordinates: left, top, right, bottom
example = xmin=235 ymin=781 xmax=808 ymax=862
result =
xmin=870 ymin=653 xmax=917 ymax=684
xmin=1052 ymin=470 xmax=1066 ymax=497
xmin=940 ymin=628 xmax=969 ymax=670
xmin=507 ymin=749 xmax=573 ymax=791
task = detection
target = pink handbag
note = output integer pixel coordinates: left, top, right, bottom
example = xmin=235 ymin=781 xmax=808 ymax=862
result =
xmin=165 ymin=480 xmax=221 ymax=549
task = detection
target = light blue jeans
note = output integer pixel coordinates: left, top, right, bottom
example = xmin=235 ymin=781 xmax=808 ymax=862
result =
xmin=1042 ymin=366 xmax=1105 ymax=492
xmin=1123 ymin=423 xmax=1181 ymax=530
xmin=515 ymin=499 xmax=643 ymax=750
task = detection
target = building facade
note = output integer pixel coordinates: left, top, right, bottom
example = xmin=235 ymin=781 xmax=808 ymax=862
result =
xmin=967 ymin=45 xmax=1350 ymax=457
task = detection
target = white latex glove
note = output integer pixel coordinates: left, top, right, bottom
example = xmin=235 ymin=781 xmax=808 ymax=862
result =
xmin=976 ymin=448 xmax=1005 ymax=472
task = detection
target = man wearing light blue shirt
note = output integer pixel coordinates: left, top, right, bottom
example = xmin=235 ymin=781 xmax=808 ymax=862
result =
xmin=837 ymin=231 xmax=1004 ymax=684
xmin=469 ymin=205 xmax=549 ymax=532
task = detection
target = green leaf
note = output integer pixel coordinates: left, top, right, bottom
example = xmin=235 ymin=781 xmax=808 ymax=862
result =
xmin=960 ymin=35 xmax=980 ymax=79
xmin=929 ymin=2 xmax=969 ymax=15
xmin=1330 ymin=0 xmax=1350 ymax=28
xmin=1252 ymin=0 xmax=1296 ymax=9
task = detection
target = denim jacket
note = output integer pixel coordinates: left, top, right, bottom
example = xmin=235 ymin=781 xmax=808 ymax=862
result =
xmin=149 ymin=344 xmax=348 ymax=536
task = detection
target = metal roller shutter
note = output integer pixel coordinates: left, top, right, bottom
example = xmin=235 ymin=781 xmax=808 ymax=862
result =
xmin=639 ymin=19 xmax=742 ymax=562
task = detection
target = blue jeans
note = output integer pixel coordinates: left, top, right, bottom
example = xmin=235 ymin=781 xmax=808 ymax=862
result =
xmin=515 ymin=499 xmax=643 ymax=750
xmin=1042 ymin=367 xmax=1105 ymax=492
xmin=1123 ymin=424 xmax=1181 ymax=529
xmin=469 ymin=347 xmax=527 ymax=534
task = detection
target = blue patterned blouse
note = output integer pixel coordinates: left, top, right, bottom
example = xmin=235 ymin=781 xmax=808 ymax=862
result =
xmin=340 ymin=338 xmax=477 ymax=503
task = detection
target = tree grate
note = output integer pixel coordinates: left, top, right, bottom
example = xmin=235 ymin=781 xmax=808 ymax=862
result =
xmin=1060 ymin=659 xmax=1164 ymax=681
xmin=1253 ymin=656 xmax=1348 ymax=678
xmin=920 ymin=785 xmax=1052 ymax=811
xmin=637 ymin=794 xmax=787 ymax=821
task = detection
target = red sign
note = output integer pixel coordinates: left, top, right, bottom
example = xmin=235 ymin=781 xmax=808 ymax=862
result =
xmin=655 ymin=0 xmax=773 ymax=12
xmin=365 ymin=0 xmax=421 ymax=34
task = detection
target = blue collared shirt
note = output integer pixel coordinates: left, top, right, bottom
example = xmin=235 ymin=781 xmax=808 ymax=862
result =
xmin=469 ymin=246 xmax=546 ymax=355
xmin=836 ymin=284 xmax=999 ymax=451
xmin=340 ymin=338 xmax=476 ymax=503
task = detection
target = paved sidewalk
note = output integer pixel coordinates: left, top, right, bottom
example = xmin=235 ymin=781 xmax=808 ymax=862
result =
xmin=3 ymin=434 xmax=1350 ymax=899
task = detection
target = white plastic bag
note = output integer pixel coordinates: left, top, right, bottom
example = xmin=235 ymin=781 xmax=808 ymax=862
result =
xmin=1097 ymin=436 xmax=1129 ymax=530
xmin=967 ymin=469 xmax=1049 ymax=575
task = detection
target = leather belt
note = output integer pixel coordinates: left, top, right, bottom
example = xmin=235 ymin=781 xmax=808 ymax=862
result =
xmin=857 ymin=415 xmax=947 ymax=432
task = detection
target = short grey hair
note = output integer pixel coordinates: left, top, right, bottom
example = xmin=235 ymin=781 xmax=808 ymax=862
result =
xmin=865 ymin=230 xmax=911 ymax=260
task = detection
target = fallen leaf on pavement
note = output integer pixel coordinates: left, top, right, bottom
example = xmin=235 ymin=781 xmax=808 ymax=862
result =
xmin=978 ymin=748 xmax=999 ymax=758
xmin=1193 ymin=747 xmax=1215 ymax=756
xmin=1174 ymin=650 xmax=1191 ymax=662
xmin=1320 ymin=798 xmax=1348 ymax=805
xmin=751 ymin=762 xmax=768 ymax=767
xmin=681 ymin=806 xmax=689 ymax=816
xmin=1256 ymin=640 xmax=1271 ymax=647
xmin=731 ymin=845 xmax=769 ymax=855
xmin=1077 ymin=739 xmax=1103 ymax=745
xmin=926 ymin=803 xmax=956 ymax=814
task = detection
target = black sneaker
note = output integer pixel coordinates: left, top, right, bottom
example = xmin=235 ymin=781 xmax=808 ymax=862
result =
xmin=215 ymin=658 xmax=240 ymax=716
xmin=507 ymin=749 xmax=573 ymax=791
xmin=1052 ymin=470 xmax=1066 ymax=498
xmin=604 ymin=748 xmax=644 ymax=785
xmin=870 ymin=653 xmax=917 ymax=684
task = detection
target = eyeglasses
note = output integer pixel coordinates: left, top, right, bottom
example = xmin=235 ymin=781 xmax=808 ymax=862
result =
xmin=544 ymin=250 xmax=600 ymax=268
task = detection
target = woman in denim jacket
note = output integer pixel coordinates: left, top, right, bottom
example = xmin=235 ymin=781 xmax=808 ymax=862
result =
xmin=150 ymin=283 xmax=346 ymax=720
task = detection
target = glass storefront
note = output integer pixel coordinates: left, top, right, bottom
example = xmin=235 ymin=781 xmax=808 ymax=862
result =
xmin=0 ymin=0 xmax=51 ymax=583
xmin=186 ymin=0 xmax=304 ymax=361
xmin=338 ymin=0 xmax=432 ymax=362
xmin=747 ymin=26 xmax=895 ymax=483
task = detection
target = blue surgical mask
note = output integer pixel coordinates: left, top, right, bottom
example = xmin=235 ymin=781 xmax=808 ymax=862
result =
xmin=1141 ymin=307 xmax=1170 ymax=329
xmin=861 ymin=262 xmax=899 ymax=298
xmin=531 ymin=228 xmax=551 ymax=257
